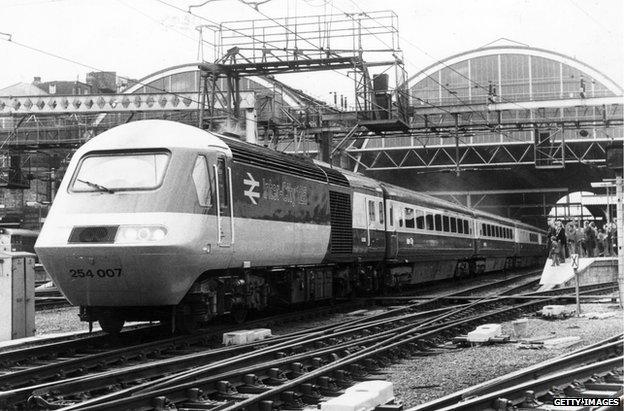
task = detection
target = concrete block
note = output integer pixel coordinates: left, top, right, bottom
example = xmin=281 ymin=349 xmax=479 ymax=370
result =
xmin=320 ymin=390 xmax=378 ymax=411
xmin=541 ymin=305 xmax=568 ymax=317
xmin=249 ymin=328 xmax=272 ymax=341
xmin=466 ymin=323 xmax=502 ymax=343
xmin=346 ymin=380 xmax=394 ymax=404
xmin=222 ymin=330 xmax=252 ymax=346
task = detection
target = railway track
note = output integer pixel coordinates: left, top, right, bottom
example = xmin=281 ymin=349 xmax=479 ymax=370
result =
xmin=0 ymin=270 xmax=543 ymax=409
xmin=409 ymin=334 xmax=623 ymax=410
xmin=34 ymin=297 xmax=557 ymax=410
xmin=5 ymin=269 xmax=611 ymax=410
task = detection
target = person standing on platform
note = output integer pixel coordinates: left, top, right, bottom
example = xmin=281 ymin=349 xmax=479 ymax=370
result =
xmin=606 ymin=222 xmax=616 ymax=256
xmin=549 ymin=235 xmax=561 ymax=266
xmin=555 ymin=220 xmax=566 ymax=262
xmin=546 ymin=219 xmax=556 ymax=256
xmin=585 ymin=221 xmax=597 ymax=258
xmin=579 ymin=221 xmax=589 ymax=257
xmin=565 ymin=219 xmax=578 ymax=255
xmin=597 ymin=228 xmax=606 ymax=257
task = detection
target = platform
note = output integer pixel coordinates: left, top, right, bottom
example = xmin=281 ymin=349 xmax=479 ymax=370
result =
xmin=538 ymin=257 xmax=618 ymax=291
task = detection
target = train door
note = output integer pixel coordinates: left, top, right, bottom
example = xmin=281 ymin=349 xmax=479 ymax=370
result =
xmin=214 ymin=155 xmax=234 ymax=247
xmin=386 ymin=201 xmax=399 ymax=259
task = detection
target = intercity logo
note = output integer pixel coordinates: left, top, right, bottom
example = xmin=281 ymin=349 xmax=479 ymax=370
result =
xmin=243 ymin=172 xmax=260 ymax=205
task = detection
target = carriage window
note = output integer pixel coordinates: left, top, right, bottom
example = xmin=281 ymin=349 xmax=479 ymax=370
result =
xmin=405 ymin=208 xmax=415 ymax=229
xmin=443 ymin=216 xmax=450 ymax=232
xmin=486 ymin=225 xmax=491 ymax=236
xmin=368 ymin=200 xmax=376 ymax=223
xmin=481 ymin=223 xmax=485 ymax=236
xmin=457 ymin=219 xmax=464 ymax=234
xmin=465 ymin=220 xmax=470 ymax=234
xmin=434 ymin=214 xmax=442 ymax=231
xmin=389 ymin=205 xmax=394 ymax=227
xmin=450 ymin=217 xmax=457 ymax=233
xmin=378 ymin=202 xmax=384 ymax=224
xmin=426 ymin=214 xmax=434 ymax=230
xmin=399 ymin=208 xmax=404 ymax=227
xmin=217 ymin=157 xmax=228 ymax=207
xmin=191 ymin=155 xmax=212 ymax=207
xmin=496 ymin=226 xmax=500 ymax=238
xmin=416 ymin=209 xmax=425 ymax=229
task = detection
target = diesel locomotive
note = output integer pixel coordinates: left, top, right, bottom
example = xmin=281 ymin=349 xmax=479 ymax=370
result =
xmin=35 ymin=120 xmax=546 ymax=333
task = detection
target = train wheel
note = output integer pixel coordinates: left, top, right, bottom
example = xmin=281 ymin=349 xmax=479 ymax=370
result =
xmin=98 ymin=316 xmax=124 ymax=335
xmin=230 ymin=304 xmax=248 ymax=324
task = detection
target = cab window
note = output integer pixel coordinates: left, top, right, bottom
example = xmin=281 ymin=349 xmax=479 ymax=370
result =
xmin=192 ymin=155 xmax=212 ymax=206
xmin=72 ymin=151 xmax=169 ymax=192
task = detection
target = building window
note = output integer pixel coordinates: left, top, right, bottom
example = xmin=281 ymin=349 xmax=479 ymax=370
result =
xmin=405 ymin=208 xmax=415 ymax=229
xmin=434 ymin=214 xmax=442 ymax=231
xmin=426 ymin=214 xmax=434 ymax=230
xmin=416 ymin=209 xmax=425 ymax=229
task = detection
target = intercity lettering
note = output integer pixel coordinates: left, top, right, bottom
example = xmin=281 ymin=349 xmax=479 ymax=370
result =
xmin=262 ymin=178 xmax=309 ymax=206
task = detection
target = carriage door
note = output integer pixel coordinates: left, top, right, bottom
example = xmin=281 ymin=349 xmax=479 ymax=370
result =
xmin=214 ymin=156 xmax=233 ymax=247
xmin=387 ymin=202 xmax=399 ymax=259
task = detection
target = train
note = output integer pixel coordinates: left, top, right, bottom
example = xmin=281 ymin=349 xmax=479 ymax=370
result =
xmin=35 ymin=120 xmax=546 ymax=333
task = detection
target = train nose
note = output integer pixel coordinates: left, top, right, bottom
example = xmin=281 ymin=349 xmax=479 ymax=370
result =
xmin=37 ymin=245 xmax=199 ymax=306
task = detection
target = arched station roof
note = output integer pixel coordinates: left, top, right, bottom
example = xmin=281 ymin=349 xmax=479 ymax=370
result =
xmin=409 ymin=45 xmax=623 ymax=106
xmin=123 ymin=62 xmax=303 ymax=108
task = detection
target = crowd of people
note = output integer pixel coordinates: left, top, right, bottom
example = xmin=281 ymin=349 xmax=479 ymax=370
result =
xmin=546 ymin=218 xmax=619 ymax=266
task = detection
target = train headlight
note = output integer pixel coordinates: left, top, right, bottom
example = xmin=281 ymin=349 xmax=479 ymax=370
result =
xmin=115 ymin=225 xmax=168 ymax=243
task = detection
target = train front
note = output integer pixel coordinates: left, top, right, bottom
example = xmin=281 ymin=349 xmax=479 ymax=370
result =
xmin=35 ymin=120 xmax=229 ymax=329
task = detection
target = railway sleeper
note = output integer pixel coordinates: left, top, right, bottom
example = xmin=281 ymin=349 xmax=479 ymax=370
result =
xmin=300 ymin=383 xmax=323 ymax=404
xmin=280 ymin=390 xmax=305 ymax=409
xmin=316 ymin=375 xmax=341 ymax=396
xmin=289 ymin=362 xmax=309 ymax=378
xmin=264 ymin=368 xmax=289 ymax=385
xmin=333 ymin=369 xmax=354 ymax=388
xmin=238 ymin=374 xmax=269 ymax=394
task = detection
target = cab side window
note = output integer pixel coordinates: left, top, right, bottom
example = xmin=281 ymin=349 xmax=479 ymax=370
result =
xmin=217 ymin=157 xmax=228 ymax=208
xmin=192 ymin=155 xmax=212 ymax=207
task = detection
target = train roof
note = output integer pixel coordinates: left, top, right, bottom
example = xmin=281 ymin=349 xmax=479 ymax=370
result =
xmin=76 ymin=120 xmax=230 ymax=154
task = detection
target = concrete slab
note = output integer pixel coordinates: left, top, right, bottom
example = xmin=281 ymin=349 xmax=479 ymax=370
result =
xmin=538 ymin=257 xmax=617 ymax=290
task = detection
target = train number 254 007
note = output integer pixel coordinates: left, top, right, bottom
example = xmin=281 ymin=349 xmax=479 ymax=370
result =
xmin=70 ymin=268 xmax=122 ymax=278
